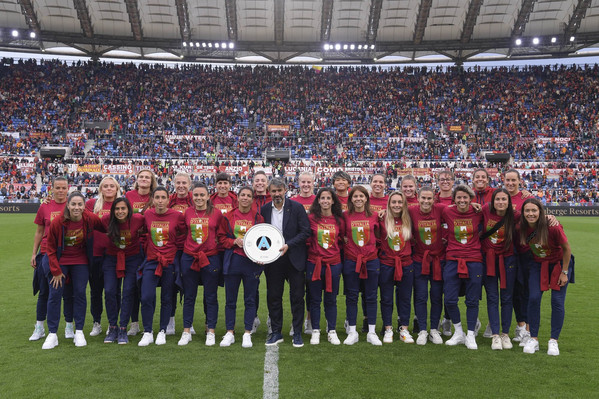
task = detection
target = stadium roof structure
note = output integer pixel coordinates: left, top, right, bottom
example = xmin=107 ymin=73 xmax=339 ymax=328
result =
xmin=1 ymin=0 xmax=599 ymax=65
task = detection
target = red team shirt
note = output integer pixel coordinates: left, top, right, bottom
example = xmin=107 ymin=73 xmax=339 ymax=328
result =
xmin=378 ymin=217 xmax=413 ymax=267
xmin=183 ymin=207 xmax=225 ymax=256
xmin=101 ymin=213 xmax=145 ymax=257
xmin=306 ymin=214 xmax=345 ymax=262
xmin=342 ymin=211 xmax=380 ymax=261
xmin=34 ymin=200 xmax=67 ymax=254
xmin=169 ymin=195 xmax=192 ymax=250
xmin=369 ymin=195 xmax=388 ymax=213
xmin=405 ymin=195 xmax=419 ymax=207
xmin=251 ymin=193 xmax=272 ymax=214
xmin=408 ymin=204 xmax=447 ymax=262
xmin=125 ymin=190 xmax=151 ymax=214
xmin=442 ymin=205 xmax=483 ymax=261
xmin=291 ymin=194 xmax=316 ymax=213
xmin=143 ymin=208 xmax=186 ymax=255
xmin=337 ymin=194 xmax=349 ymax=212
xmin=435 ymin=194 xmax=454 ymax=206
xmin=220 ymin=208 xmax=265 ymax=257
xmin=86 ymin=198 xmax=113 ymax=257
xmin=211 ymin=192 xmax=238 ymax=215
xmin=510 ymin=191 xmax=525 ymax=213
xmin=481 ymin=205 xmax=520 ymax=256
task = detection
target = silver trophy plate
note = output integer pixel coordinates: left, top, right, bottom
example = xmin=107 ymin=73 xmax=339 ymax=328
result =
xmin=243 ymin=223 xmax=285 ymax=264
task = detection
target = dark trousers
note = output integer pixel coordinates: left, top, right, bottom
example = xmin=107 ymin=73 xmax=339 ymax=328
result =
xmin=264 ymin=254 xmax=305 ymax=335
xmin=180 ymin=253 xmax=222 ymax=329
xmin=103 ymin=253 xmax=142 ymax=328
xmin=443 ymin=260 xmax=483 ymax=331
xmin=482 ymin=255 xmax=517 ymax=335
xmin=140 ymin=260 xmax=176 ymax=332
xmin=343 ymin=259 xmax=380 ymax=326
xmin=36 ymin=254 xmax=73 ymax=322
xmin=412 ymin=261 xmax=444 ymax=332
xmin=306 ymin=261 xmax=342 ymax=331
xmin=89 ymin=255 xmax=105 ymax=323
xmin=47 ymin=264 xmax=88 ymax=333
xmin=225 ymin=254 xmax=263 ymax=331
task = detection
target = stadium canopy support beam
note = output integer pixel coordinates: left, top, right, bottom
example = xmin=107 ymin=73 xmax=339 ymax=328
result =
xmin=274 ymin=0 xmax=285 ymax=46
xmin=282 ymin=52 xmax=305 ymax=62
xmin=507 ymin=0 xmax=536 ymax=56
xmin=320 ymin=0 xmax=334 ymax=42
xmin=16 ymin=0 xmax=41 ymax=37
xmin=366 ymin=0 xmax=383 ymax=43
xmin=563 ymin=0 xmax=592 ymax=44
xmin=225 ymin=0 xmax=239 ymax=41
xmin=124 ymin=0 xmax=143 ymax=41
xmin=413 ymin=0 xmax=433 ymax=45
xmin=73 ymin=0 xmax=94 ymax=39
xmin=253 ymin=51 xmax=276 ymax=62
xmin=460 ymin=0 xmax=483 ymax=43
xmin=175 ymin=0 xmax=191 ymax=43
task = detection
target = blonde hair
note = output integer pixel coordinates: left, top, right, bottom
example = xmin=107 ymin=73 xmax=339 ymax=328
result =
xmin=94 ymin=176 xmax=122 ymax=213
xmin=385 ymin=191 xmax=412 ymax=242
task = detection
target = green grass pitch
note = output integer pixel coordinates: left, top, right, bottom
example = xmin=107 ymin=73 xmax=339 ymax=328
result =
xmin=1 ymin=214 xmax=598 ymax=398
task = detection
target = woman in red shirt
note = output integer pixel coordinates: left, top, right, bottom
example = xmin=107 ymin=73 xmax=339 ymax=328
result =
xmin=101 ymin=197 xmax=145 ymax=344
xmin=306 ymin=188 xmax=345 ymax=345
xmin=42 ymin=191 xmax=104 ymax=349
xmin=138 ymin=187 xmax=186 ymax=347
xmin=519 ymin=198 xmax=573 ymax=356
xmin=442 ymin=184 xmax=484 ymax=350
xmin=481 ymin=188 xmax=519 ymax=350
xmin=179 ymin=183 xmax=225 ymax=347
xmin=86 ymin=176 xmax=121 ymax=337
xmin=378 ymin=192 xmax=414 ymax=344
xmin=343 ymin=186 xmax=381 ymax=346
xmin=219 ymin=186 xmax=264 ymax=348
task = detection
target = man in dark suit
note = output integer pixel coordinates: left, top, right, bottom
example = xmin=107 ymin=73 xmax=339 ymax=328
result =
xmin=261 ymin=178 xmax=311 ymax=347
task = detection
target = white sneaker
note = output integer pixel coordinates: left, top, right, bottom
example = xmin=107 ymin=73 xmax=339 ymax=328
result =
xmin=547 ymin=339 xmax=560 ymax=356
xmin=344 ymin=331 xmax=359 ymax=345
xmin=304 ymin=318 xmax=313 ymax=335
xmin=483 ymin=323 xmax=493 ymax=338
xmin=220 ymin=332 xmax=235 ymax=347
xmin=289 ymin=324 xmax=294 ymax=337
xmin=519 ymin=330 xmax=532 ymax=347
xmin=205 ymin=332 xmax=216 ymax=346
xmin=327 ymin=330 xmax=341 ymax=345
xmin=178 ymin=332 xmax=192 ymax=346
xmin=416 ymin=330 xmax=428 ymax=346
xmin=242 ymin=332 xmax=253 ymax=348
xmin=64 ymin=322 xmax=74 ymax=339
xmin=367 ymin=332 xmax=382 ymax=346
xmin=399 ymin=329 xmax=414 ymax=343
xmin=383 ymin=329 xmax=394 ymax=344
xmin=512 ymin=325 xmax=524 ymax=342
xmin=127 ymin=322 xmax=140 ymax=336
xmin=190 ymin=325 xmax=196 ymax=335
xmin=138 ymin=332 xmax=154 ymax=347
xmin=166 ymin=317 xmax=175 ymax=335
xmin=266 ymin=317 xmax=272 ymax=335
xmin=465 ymin=331 xmax=478 ymax=350
xmin=446 ymin=330 xmax=465 ymax=346
xmin=501 ymin=334 xmax=513 ymax=349
xmin=310 ymin=329 xmax=320 ymax=345
xmin=344 ymin=319 xmax=350 ymax=335
xmin=74 ymin=330 xmax=87 ymax=347
xmin=89 ymin=322 xmax=102 ymax=337
xmin=523 ymin=338 xmax=539 ymax=354
xmin=155 ymin=330 xmax=166 ymax=345
xmin=429 ymin=329 xmax=443 ymax=344
xmin=251 ymin=316 xmax=260 ymax=334
xmin=474 ymin=319 xmax=482 ymax=336
xmin=30 ymin=324 xmax=46 ymax=341
xmin=440 ymin=318 xmax=452 ymax=336
xmin=42 ymin=333 xmax=58 ymax=349
xmin=491 ymin=335 xmax=502 ymax=350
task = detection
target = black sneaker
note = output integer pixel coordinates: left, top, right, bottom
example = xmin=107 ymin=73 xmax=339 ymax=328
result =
xmin=117 ymin=327 xmax=128 ymax=345
xmin=265 ymin=332 xmax=284 ymax=346
xmin=104 ymin=326 xmax=118 ymax=343
xmin=292 ymin=333 xmax=304 ymax=348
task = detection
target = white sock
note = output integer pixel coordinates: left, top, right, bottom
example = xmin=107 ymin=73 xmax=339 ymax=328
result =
xmin=368 ymin=324 xmax=376 ymax=334
xmin=66 ymin=322 xmax=73 ymax=327
xmin=169 ymin=317 xmax=175 ymax=323
xmin=467 ymin=330 xmax=475 ymax=336
xmin=36 ymin=320 xmax=44 ymax=327
xmin=453 ymin=322 xmax=463 ymax=333
xmin=75 ymin=329 xmax=83 ymax=334
xmin=348 ymin=325 xmax=357 ymax=334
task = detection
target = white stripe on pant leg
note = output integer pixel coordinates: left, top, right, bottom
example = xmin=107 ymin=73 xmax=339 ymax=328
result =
xmin=263 ymin=346 xmax=279 ymax=399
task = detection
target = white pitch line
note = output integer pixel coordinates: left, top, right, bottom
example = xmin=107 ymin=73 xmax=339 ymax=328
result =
xmin=263 ymin=345 xmax=280 ymax=399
